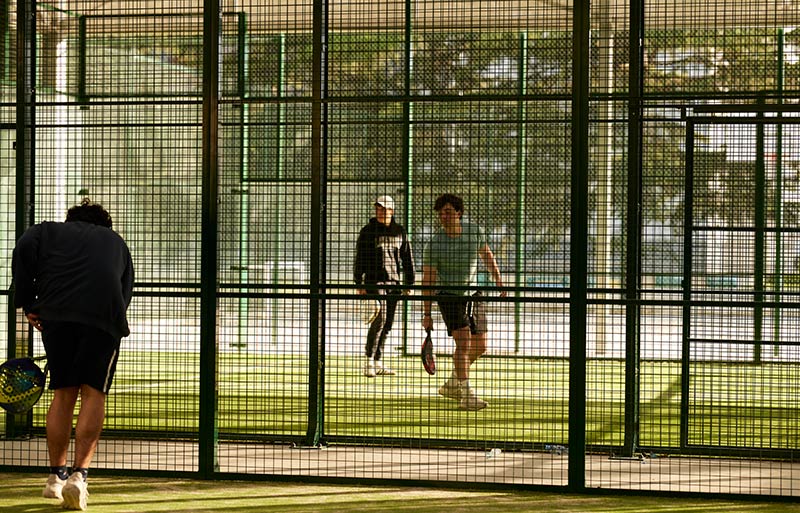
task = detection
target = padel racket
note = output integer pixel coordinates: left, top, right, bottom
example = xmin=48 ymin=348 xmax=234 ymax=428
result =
xmin=421 ymin=328 xmax=436 ymax=375
xmin=0 ymin=356 xmax=48 ymax=414
xmin=360 ymin=298 xmax=380 ymax=325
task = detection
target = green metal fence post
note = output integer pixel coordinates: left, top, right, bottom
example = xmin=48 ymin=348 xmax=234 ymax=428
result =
xmin=200 ymin=0 xmax=221 ymax=477
xmin=773 ymin=30 xmax=785 ymax=357
xmin=77 ymin=16 xmax=87 ymax=103
xmin=623 ymin=0 xmax=645 ymax=458
xmin=306 ymin=0 xmax=328 ymax=447
xmin=680 ymin=122 xmax=695 ymax=450
xmin=514 ymin=31 xmax=527 ymax=353
xmin=568 ymin=0 xmax=590 ymax=493
xmin=0 ymin=1 xmax=7 ymax=82
xmin=235 ymin=12 xmax=250 ymax=350
xmin=271 ymin=34 xmax=286 ymax=344
xmin=401 ymin=0 xmax=413 ymax=354
xmin=16 ymin=0 xmax=35 ymax=230
xmin=754 ymin=104 xmax=765 ymax=363
xmin=6 ymin=0 xmax=36 ymax=439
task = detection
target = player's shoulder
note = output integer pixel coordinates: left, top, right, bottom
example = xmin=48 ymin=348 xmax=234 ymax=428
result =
xmin=388 ymin=220 xmax=407 ymax=235
xmin=34 ymin=220 xmax=70 ymax=237
xmin=78 ymin=222 xmax=128 ymax=244
xmin=462 ymin=220 xmax=485 ymax=236
xmin=35 ymin=220 xmax=61 ymax=232
xmin=428 ymin=229 xmax=447 ymax=244
xmin=359 ymin=218 xmax=380 ymax=234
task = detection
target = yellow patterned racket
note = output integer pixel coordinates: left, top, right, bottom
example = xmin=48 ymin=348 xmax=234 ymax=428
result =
xmin=0 ymin=356 xmax=48 ymax=414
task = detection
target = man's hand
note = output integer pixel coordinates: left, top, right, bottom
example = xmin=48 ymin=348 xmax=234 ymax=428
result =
xmin=26 ymin=312 xmax=42 ymax=332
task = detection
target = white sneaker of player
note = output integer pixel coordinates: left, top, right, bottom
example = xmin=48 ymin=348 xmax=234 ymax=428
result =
xmin=42 ymin=474 xmax=66 ymax=500
xmin=61 ymin=472 xmax=89 ymax=511
xmin=459 ymin=387 xmax=488 ymax=411
xmin=363 ymin=357 xmax=376 ymax=378
xmin=375 ymin=360 xmax=396 ymax=375
xmin=438 ymin=377 xmax=463 ymax=400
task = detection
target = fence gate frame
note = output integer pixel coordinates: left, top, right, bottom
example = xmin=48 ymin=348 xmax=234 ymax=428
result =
xmin=681 ymin=104 xmax=800 ymax=457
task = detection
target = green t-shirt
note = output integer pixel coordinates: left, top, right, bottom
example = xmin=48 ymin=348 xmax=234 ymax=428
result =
xmin=423 ymin=220 xmax=487 ymax=295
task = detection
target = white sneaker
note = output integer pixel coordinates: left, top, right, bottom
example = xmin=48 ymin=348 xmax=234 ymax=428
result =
xmin=438 ymin=378 xmax=463 ymax=400
xmin=459 ymin=388 xmax=488 ymax=411
xmin=43 ymin=474 xmax=66 ymax=500
xmin=363 ymin=358 xmax=376 ymax=378
xmin=61 ymin=472 xmax=88 ymax=511
xmin=375 ymin=360 xmax=396 ymax=376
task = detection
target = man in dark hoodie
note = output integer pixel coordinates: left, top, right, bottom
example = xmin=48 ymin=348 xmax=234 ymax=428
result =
xmin=12 ymin=198 xmax=134 ymax=511
xmin=354 ymin=195 xmax=415 ymax=377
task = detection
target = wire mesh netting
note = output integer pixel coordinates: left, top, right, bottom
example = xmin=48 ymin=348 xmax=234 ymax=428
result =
xmin=0 ymin=0 xmax=799 ymax=499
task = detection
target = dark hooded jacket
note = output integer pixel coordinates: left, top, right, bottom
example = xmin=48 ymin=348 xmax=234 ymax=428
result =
xmin=354 ymin=217 xmax=415 ymax=287
xmin=12 ymin=220 xmax=134 ymax=340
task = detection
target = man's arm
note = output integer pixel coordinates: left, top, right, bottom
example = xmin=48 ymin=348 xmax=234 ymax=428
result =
xmin=11 ymin=225 xmax=41 ymax=312
xmin=122 ymin=246 xmax=135 ymax=308
xmin=400 ymin=231 xmax=415 ymax=287
xmin=479 ymin=244 xmax=506 ymax=297
xmin=421 ymin=264 xmax=437 ymax=329
xmin=353 ymin=230 xmax=367 ymax=293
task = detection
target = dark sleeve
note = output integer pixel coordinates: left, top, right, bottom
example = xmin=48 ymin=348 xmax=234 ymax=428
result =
xmin=354 ymin=229 xmax=367 ymax=285
xmin=401 ymin=229 xmax=415 ymax=286
xmin=121 ymin=243 xmax=134 ymax=308
xmin=11 ymin=224 xmax=42 ymax=312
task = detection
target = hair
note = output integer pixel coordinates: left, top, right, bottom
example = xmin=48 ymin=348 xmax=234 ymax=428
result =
xmin=66 ymin=198 xmax=113 ymax=228
xmin=433 ymin=193 xmax=464 ymax=214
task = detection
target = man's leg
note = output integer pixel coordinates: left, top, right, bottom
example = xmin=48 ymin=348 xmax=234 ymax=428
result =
xmin=467 ymin=297 xmax=488 ymax=366
xmin=46 ymin=387 xmax=80 ymax=467
xmin=451 ymin=327 xmax=472 ymax=381
xmin=72 ymin=385 xmax=106 ymax=469
xmin=452 ymin=330 xmax=487 ymax=381
xmin=451 ymin=328 xmax=488 ymax=410
xmin=365 ymin=312 xmax=381 ymax=358
xmin=375 ymin=294 xmax=398 ymax=362
xmin=62 ymin=386 xmax=108 ymax=511
xmin=468 ymin=332 xmax=487 ymax=365
xmin=364 ymin=308 xmax=383 ymax=377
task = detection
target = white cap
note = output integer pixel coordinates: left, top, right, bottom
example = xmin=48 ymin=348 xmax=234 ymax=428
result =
xmin=375 ymin=195 xmax=395 ymax=211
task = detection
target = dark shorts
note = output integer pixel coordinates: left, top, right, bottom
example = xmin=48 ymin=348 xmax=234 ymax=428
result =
xmin=436 ymin=292 xmax=487 ymax=336
xmin=41 ymin=321 xmax=121 ymax=394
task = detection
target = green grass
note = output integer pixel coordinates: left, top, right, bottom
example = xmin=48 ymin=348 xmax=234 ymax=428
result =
xmin=22 ymin=352 xmax=800 ymax=451
xmin=2 ymin=472 xmax=800 ymax=513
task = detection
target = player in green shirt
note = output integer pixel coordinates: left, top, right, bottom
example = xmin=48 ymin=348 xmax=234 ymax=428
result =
xmin=421 ymin=194 xmax=505 ymax=411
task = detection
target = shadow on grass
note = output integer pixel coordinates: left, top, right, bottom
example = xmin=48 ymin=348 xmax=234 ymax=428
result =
xmin=1 ymin=473 xmax=799 ymax=513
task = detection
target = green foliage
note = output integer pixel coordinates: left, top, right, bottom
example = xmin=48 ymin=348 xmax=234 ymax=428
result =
xmin=643 ymin=28 xmax=789 ymax=94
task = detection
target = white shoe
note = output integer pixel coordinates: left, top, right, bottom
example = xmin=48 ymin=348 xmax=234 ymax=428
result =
xmin=375 ymin=360 xmax=396 ymax=376
xmin=363 ymin=358 xmax=376 ymax=378
xmin=43 ymin=474 xmax=66 ymax=500
xmin=61 ymin=472 xmax=88 ymax=511
xmin=459 ymin=388 xmax=488 ymax=411
xmin=438 ymin=378 xmax=462 ymax=400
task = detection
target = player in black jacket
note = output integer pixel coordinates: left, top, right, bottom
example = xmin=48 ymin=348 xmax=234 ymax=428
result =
xmin=12 ymin=199 xmax=133 ymax=510
xmin=354 ymin=195 xmax=415 ymax=377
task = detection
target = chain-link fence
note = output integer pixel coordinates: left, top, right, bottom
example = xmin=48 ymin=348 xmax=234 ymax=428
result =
xmin=1 ymin=0 xmax=799 ymax=498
